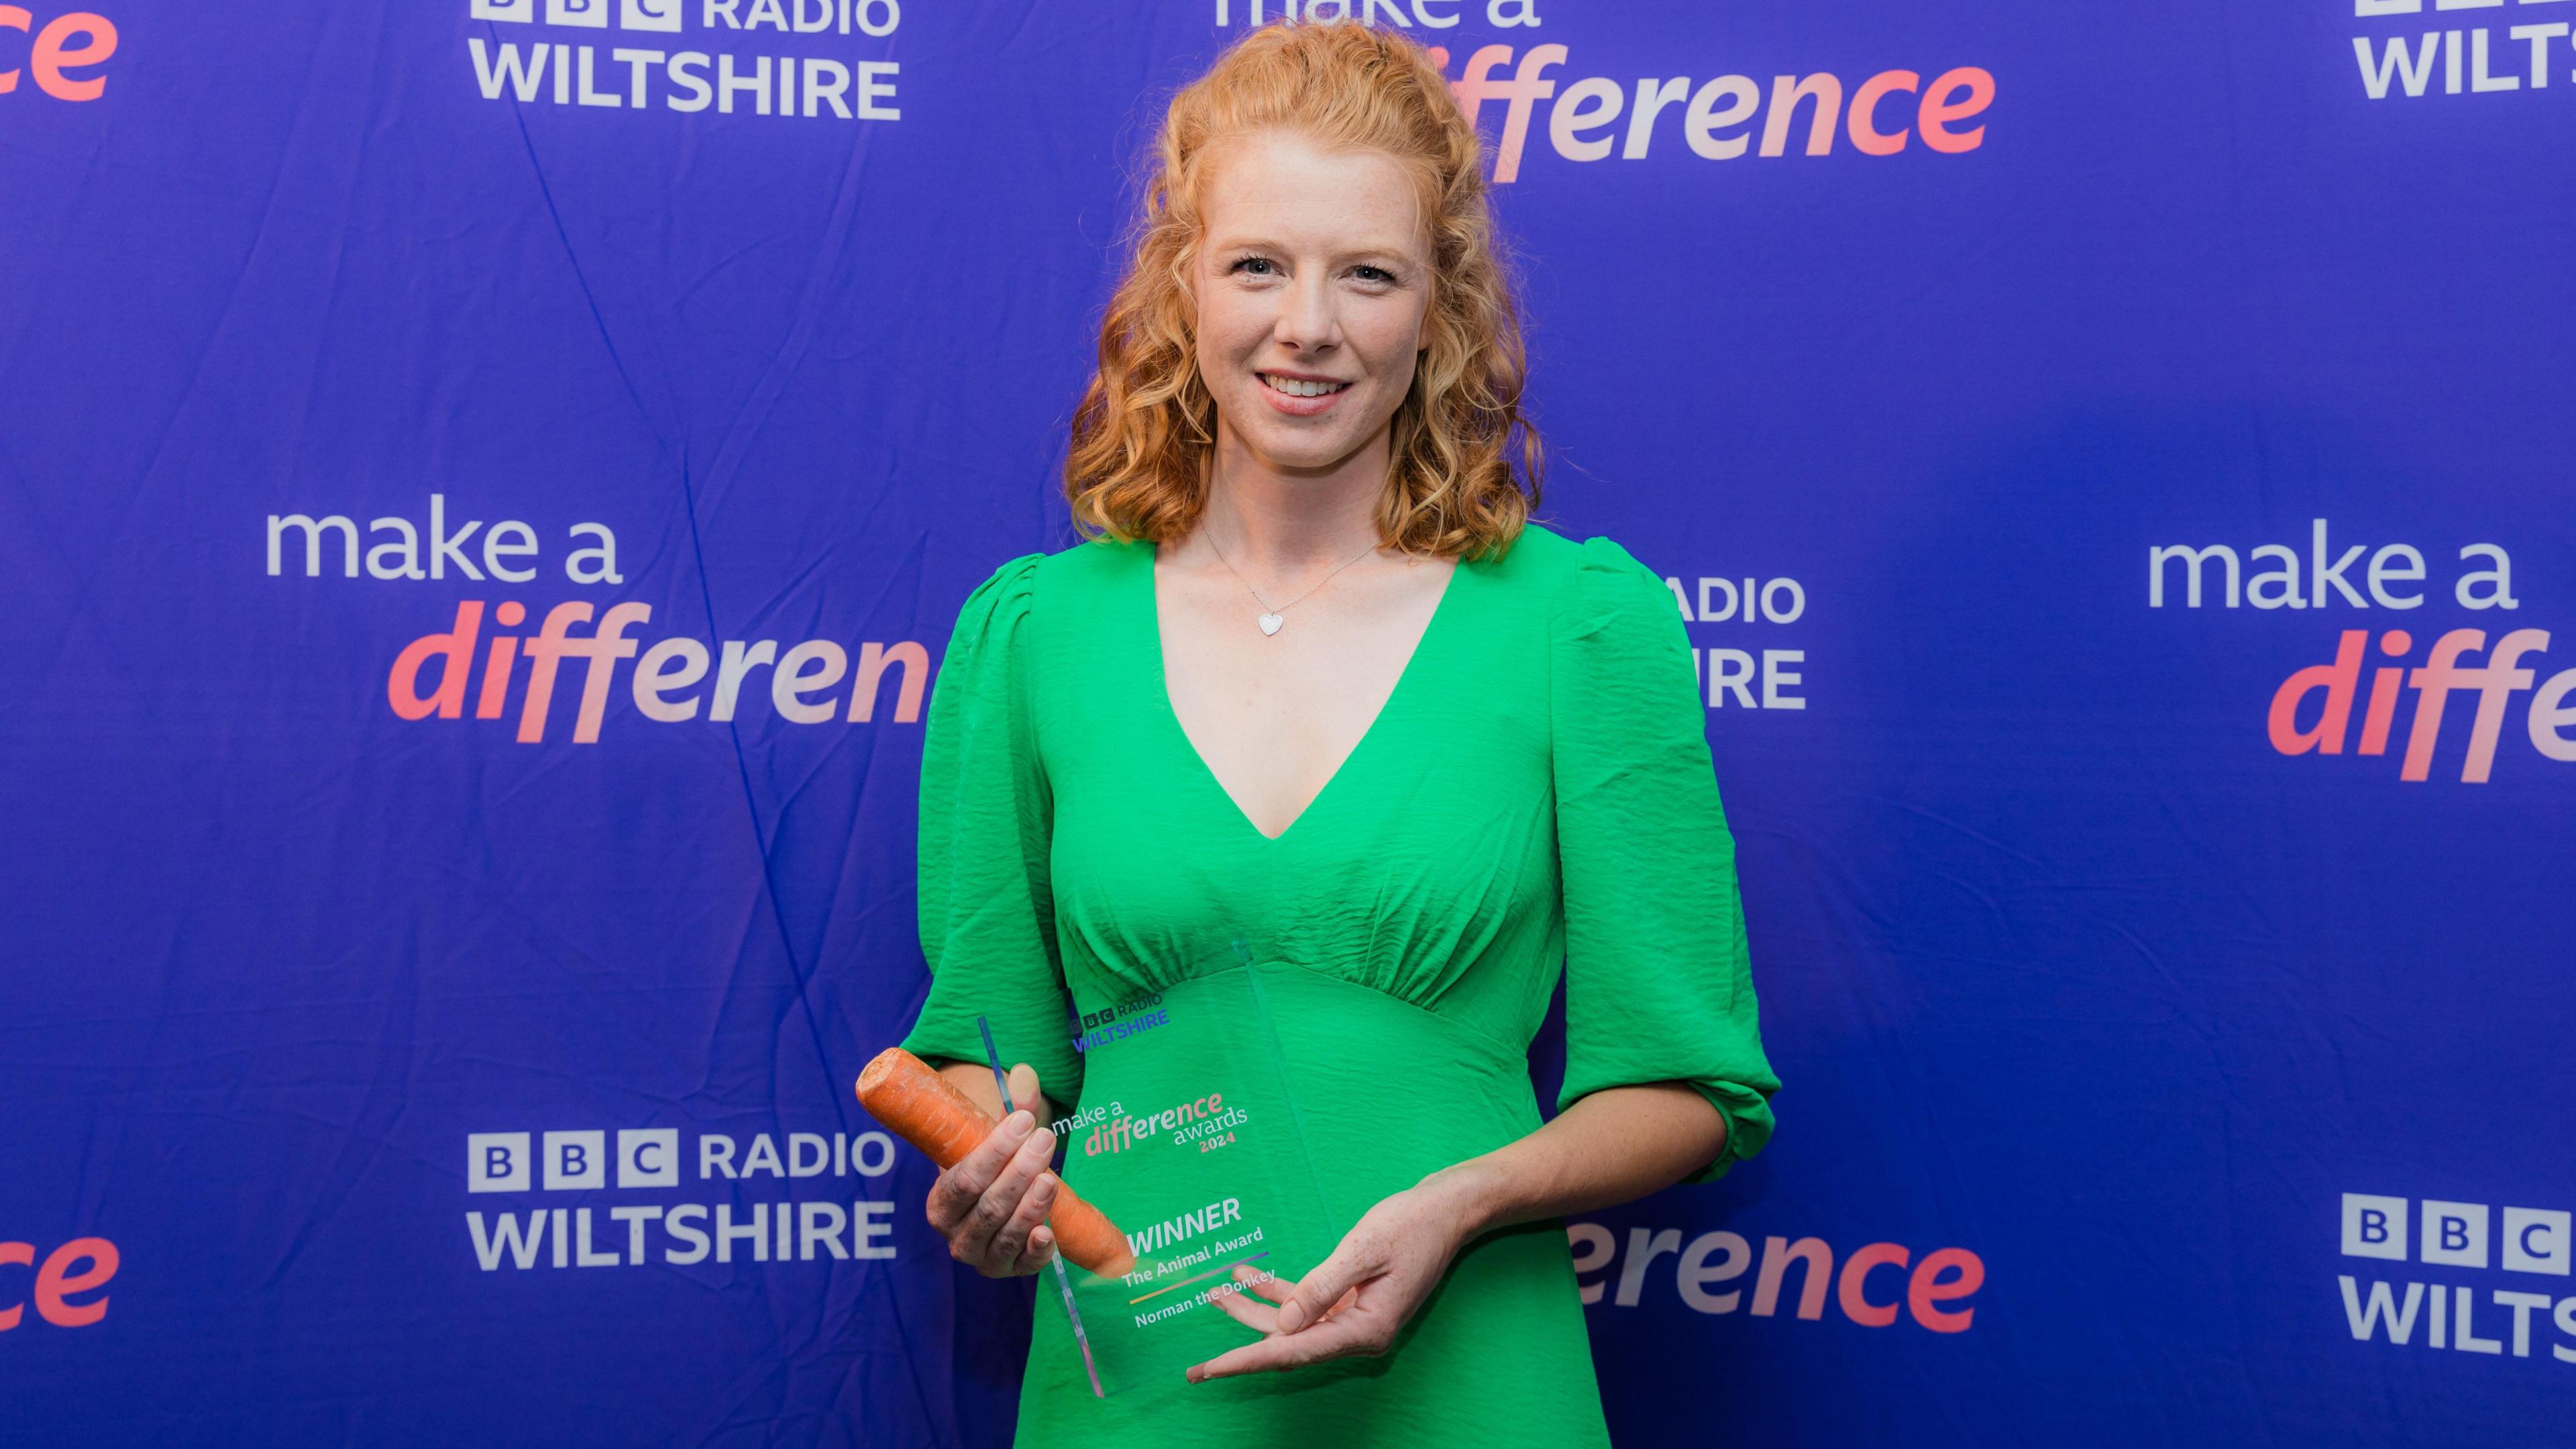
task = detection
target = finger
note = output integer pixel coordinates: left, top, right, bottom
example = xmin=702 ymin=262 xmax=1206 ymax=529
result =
xmin=953 ymin=1132 xmax=1049 ymax=1269
xmin=1210 ymin=1274 xmax=1281 ymax=1334
xmin=1275 ymin=1240 xmax=1378 ymax=1336
xmin=1187 ymin=1312 xmax=1383 ymax=1383
xmin=925 ymin=1110 xmax=1033 ymax=1233
xmin=1014 ymin=1223 xmax=1059 ymax=1275
xmin=1244 ymin=1278 xmax=1356 ymax=1324
xmin=959 ymin=1121 xmax=1058 ymax=1267
xmin=926 ymin=1107 xmax=1032 ymax=1228
xmin=987 ymin=1169 xmax=1060 ymax=1273
xmin=1234 ymin=1263 xmax=1293 ymax=1305
xmin=1008 ymin=1062 xmax=1044 ymax=1118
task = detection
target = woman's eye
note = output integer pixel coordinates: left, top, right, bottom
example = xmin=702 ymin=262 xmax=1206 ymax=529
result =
xmin=1232 ymin=257 xmax=1277 ymax=276
xmin=1352 ymin=266 xmax=1395 ymax=284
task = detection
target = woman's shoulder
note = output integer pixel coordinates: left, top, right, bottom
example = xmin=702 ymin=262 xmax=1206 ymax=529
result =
xmin=1485 ymin=523 xmax=1676 ymax=629
xmin=1026 ymin=533 xmax=1150 ymax=594
xmin=947 ymin=551 xmax=1042 ymax=642
xmin=953 ymin=537 xmax=1146 ymax=625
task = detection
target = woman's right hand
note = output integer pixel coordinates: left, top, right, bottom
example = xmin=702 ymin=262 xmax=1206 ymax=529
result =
xmin=924 ymin=1063 xmax=1063 ymax=1277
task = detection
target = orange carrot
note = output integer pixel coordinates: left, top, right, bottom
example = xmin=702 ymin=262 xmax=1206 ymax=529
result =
xmin=857 ymin=1047 xmax=1136 ymax=1278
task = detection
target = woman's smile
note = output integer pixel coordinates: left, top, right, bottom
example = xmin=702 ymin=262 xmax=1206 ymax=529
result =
xmin=1256 ymin=370 xmax=1354 ymax=415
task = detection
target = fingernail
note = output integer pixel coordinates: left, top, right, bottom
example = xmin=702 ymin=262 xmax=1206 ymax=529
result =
xmin=1002 ymin=1110 xmax=1031 ymax=1136
xmin=1278 ymin=1303 xmax=1306 ymax=1334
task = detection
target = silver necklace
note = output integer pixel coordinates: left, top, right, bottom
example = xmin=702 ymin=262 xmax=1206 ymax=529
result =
xmin=1203 ymin=534 xmax=1380 ymax=636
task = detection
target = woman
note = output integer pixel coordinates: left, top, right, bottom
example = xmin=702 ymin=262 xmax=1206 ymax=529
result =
xmin=897 ymin=21 xmax=1778 ymax=1446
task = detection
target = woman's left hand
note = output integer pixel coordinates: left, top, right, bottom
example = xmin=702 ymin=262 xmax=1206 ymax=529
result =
xmin=1182 ymin=1084 xmax=1727 ymax=1383
xmin=1184 ymin=1171 xmax=1485 ymax=1383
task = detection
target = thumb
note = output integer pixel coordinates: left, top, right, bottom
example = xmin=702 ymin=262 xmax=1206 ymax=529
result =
xmin=1008 ymin=1062 xmax=1044 ymax=1118
xmin=1277 ymin=1238 xmax=1375 ymax=1335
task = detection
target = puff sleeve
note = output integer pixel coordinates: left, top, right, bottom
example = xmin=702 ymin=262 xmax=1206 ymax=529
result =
xmin=1551 ymin=537 xmax=1780 ymax=1182
xmin=898 ymin=555 xmax=1083 ymax=1107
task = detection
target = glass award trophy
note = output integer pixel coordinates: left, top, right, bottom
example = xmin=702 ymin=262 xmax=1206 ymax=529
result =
xmin=1010 ymin=942 xmax=1351 ymax=1397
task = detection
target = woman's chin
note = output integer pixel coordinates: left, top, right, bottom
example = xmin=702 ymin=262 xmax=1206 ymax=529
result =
xmin=1216 ymin=413 xmax=1387 ymax=478
xmin=1237 ymin=438 xmax=1375 ymax=479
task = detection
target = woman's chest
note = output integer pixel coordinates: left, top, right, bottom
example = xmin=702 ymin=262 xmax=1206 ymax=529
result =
xmin=1152 ymin=554 xmax=1458 ymax=841
xmin=1025 ymin=574 xmax=1560 ymax=994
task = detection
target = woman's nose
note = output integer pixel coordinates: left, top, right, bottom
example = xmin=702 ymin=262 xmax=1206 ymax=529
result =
xmin=1272 ymin=275 xmax=1338 ymax=354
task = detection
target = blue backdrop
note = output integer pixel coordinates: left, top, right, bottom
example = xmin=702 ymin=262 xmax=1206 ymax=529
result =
xmin=5 ymin=2 xmax=2572 ymax=1444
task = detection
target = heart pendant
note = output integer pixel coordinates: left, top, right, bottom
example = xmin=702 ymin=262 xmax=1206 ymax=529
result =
xmin=1257 ymin=612 xmax=1285 ymax=636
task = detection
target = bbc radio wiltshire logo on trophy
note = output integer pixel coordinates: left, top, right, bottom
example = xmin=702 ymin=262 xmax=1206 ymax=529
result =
xmin=463 ymin=0 xmax=902 ymax=123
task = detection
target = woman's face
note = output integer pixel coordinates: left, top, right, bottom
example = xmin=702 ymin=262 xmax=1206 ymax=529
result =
xmin=1192 ymin=130 xmax=1433 ymax=479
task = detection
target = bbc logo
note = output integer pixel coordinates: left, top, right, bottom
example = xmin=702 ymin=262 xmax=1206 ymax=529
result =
xmin=470 ymin=0 xmax=684 ymax=32
xmin=2341 ymin=1193 xmax=2572 ymax=1275
xmin=468 ymin=1130 xmax=678 ymax=1191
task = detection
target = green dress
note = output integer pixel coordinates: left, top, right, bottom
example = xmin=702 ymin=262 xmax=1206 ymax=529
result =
xmin=900 ymin=525 xmax=1779 ymax=1447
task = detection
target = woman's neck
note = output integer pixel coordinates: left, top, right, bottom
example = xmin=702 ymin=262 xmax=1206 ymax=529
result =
xmin=1193 ymin=421 xmax=1389 ymax=572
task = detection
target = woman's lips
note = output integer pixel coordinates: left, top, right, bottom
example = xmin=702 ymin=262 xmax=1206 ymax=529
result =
xmin=1256 ymin=371 xmax=1350 ymax=417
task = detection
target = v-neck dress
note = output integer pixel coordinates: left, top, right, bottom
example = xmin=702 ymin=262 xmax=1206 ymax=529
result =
xmin=900 ymin=524 xmax=1779 ymax=1448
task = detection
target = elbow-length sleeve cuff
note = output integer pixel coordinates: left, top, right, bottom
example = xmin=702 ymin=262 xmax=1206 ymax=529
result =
xmin=1549 ymin=536 xmax=1780 ymax=1184
xmin=897 ymin=553 xmax=1084 ymax=1108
